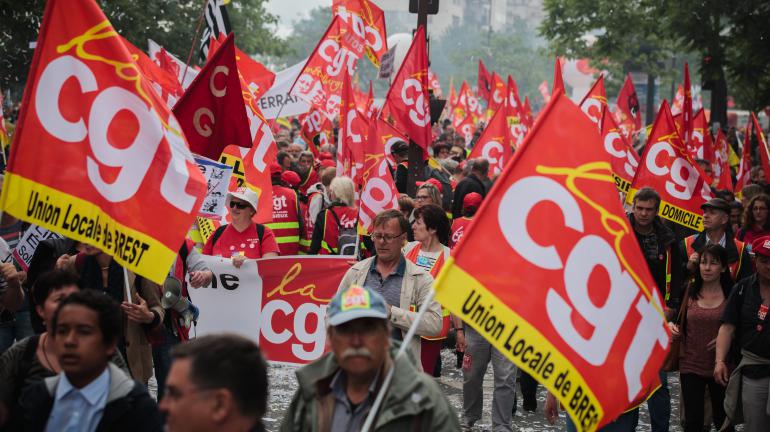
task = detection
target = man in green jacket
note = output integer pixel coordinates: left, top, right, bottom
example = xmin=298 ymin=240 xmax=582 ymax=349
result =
xmin=280 ymin=285 xmax=460 ymax=432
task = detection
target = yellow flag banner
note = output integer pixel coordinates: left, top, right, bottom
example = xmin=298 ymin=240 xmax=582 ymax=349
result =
xmin=434 ymin=90 xmax=670 ymax=431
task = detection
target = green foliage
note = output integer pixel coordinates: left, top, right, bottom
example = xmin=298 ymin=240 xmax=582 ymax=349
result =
xmin=540 ymin=0 xmax=770 ymax=112
xmin=0 ymin=0 xmax=284 ymax=96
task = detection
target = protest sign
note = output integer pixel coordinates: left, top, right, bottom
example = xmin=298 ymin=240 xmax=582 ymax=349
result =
xmin=188 ymin=255 xmax=350 ymax=365
xmin=195 ymin=157 xmax=233 ymax=220
xmin=434 ymin=90 xmax=669 ymax=431
xmin=13 ymin=225 xmax=63 ymax=271
xmin=0 ymin=0 xmax=207 ymax=284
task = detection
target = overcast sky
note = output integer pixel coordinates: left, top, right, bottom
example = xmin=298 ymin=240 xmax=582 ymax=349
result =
xmin=266 ymin=0 xmax=330 ymax=37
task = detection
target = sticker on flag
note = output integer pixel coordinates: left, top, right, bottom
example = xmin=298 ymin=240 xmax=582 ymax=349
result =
xmin=433 ymin=89 xmax=669 ymax=431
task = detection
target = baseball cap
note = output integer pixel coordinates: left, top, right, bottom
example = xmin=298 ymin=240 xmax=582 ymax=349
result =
xmin=701 ymin=198 xmax=730 ymax=213
xmin=752 ymin=236 xmax=770 ymax=258
xmin=281 ymin=170 xmax=301 ymax=187
xmin=226 ymin=187 xmax=259 ymax=211
xmin=327 ymin=285 xmax=388 ymax=327
xmin=269 ymin=162 xmax=283 ymax=176
xmin=463 ymin=192 xmax=483 ymax=210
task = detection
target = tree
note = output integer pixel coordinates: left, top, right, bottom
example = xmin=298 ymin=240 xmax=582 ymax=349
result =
xmin=539 ymin=0 xmax=679 ymax=125
xmin=0 ymin=0 xmax=284 ymax=96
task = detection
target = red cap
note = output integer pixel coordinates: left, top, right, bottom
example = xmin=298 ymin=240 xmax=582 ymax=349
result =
xmin=418 ymin=178 xmax=442 ymax=190
xmin=269 ymin=162 xmax=283 ymax=176
xmin=752 ymin=236 xmax=770 ymax=258
xmin=463 ymin=192 xmax=483 ymax=210
xmin=319 ymin=152 xmax=333 ymax=161
xmin=320 ymin=159 xmax=336 ymax=168
xmin=281 ymin=170 xmax=301 ymax=187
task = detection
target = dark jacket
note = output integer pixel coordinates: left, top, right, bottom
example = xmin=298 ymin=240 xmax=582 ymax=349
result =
xmin=18 ymin=363 xmax=163 ymax=432
xmin=680 ymin=229 xmax=752 ymax=287
xmin=627 ymin=214 xmax=684 ymax=310
xmin=452 ymin=174 xmax=487 ymax=219
xmin=280 ymin=346 xmax=460 ymax=432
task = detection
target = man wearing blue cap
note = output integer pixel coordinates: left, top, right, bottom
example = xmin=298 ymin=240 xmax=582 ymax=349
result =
xmin=280 ymin=285 xmax=460 ymax=432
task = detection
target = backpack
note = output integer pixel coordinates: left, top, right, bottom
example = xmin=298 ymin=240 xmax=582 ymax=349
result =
xmin=327 ymin=207 xmax=358 ymax=256
xmin=209 ymin=224 xmax=265 ymax=250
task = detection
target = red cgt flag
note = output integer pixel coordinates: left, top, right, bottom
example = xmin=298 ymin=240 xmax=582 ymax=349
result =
xmin=0 ymin=0 xmax=207 ymax=283
xmin=735 ymin=120 xmax=753 ymax=195
xmin=301 ymin=108 xmax=332 ymax=158
xmin=615 ymin=74 xmax=641 ymax=137
xmin=579 ymin=74 xmax=607 ymax=127
xmin=434 ymin=89 xmax=668 ymax=432
xmin=338 ymin=71 xmax=369 ymax=181
xmin=599 ymin=106 xmax=639 ymax=195
xmin=478 ymin=59 xmax=492 ymax=103
xmin=173 ymin=34 xmax=251 ymax=161
xmin=456 ymin=114 xmax=476 ymax=146
xmin=468 ymin=104 xmax=513 ymax=177
xmin=752 ymin=112 xmax=770 ymax=185
xmin=291 ymin=15 xmax=365 ymax=120
xmin=552 ymin=57 xmax=565 ymax=95
xmin=522 ymin=96 xmax=534 ymax=128
xmin=690 ymin=109 xmax=714 ymax=163
xmin=121 ymin=37 xmax=183 ymax=108
xmin=333 ymin=0 xmax=388 ymax=67
xmin=626 ymin=100 xmax=713 ymax=231
xmin=382 ymin=26 xmax=431 ymax=152
xmin=358 ymin=116 xmax=400 ymax=233
xmin=712 ymin=129 xmax=733 ymax=192
xmin=488 ymin=72 xmax=507 ymax=113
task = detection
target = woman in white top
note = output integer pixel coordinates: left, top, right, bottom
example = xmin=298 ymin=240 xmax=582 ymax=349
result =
xmin=403 ymin=203 xmax=452 ymax=376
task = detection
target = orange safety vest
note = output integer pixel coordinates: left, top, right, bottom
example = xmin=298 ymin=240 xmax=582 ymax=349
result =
xmin=684 ymin=235 xmax=745 ymax=280
xmin=266 ymin=185 xmax=301 ymax=255
xmin=405 ymin=242 xmax=451 ymax=340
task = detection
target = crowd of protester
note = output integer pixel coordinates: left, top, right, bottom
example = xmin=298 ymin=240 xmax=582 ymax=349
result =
xmin=0 ymin=106 xmax=768 ymax=432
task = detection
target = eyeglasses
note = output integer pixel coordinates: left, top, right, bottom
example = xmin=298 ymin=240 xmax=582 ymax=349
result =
xmin=371 ymin=232 xmax=404 ymax=243
xmin=229 ymin=201 xmax=250 ymax=210
xmin=415 ymin=195 xmax=431 ymax=201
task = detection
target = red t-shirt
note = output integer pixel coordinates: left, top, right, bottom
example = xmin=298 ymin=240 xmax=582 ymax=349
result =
xmin=202 ymin=224 xmax=279 ymax=259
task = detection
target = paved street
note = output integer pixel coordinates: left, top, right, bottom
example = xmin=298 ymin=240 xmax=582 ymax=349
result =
xmin=261 ymin=350 xmax=688 ymax=431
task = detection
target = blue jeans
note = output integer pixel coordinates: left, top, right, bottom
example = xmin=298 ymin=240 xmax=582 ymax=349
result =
xmin=645 ymin=370 xmax=670 ymax=432
xmin=566 ymin=408 xmax=639 ymax=432
xmin=0 ymin=309 xmax=34 ymax=353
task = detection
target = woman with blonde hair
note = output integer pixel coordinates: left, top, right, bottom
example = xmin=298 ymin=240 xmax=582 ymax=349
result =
xmin=309 ymin=176 xmax=358 ymax=255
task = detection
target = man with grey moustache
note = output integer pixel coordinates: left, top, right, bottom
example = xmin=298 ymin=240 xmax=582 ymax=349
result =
xmin=280 ymin=285 xmax=459 ymax=431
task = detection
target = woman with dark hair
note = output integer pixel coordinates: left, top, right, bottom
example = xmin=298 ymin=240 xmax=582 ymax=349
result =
xmin=669 ymin=244 xmax=733 ymax=432
xmin=737 ymin=194 xmax=770 ymax=247
xmin=403 ymin=204 xmax=451 ymax=376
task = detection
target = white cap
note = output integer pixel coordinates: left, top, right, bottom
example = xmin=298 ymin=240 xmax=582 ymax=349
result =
xmin=225 ymin=187 xmax=259 ymax=212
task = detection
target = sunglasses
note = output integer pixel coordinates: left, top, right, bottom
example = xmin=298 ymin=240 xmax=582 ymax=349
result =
xmin=229 ymin=201 xmax=250 ymax=210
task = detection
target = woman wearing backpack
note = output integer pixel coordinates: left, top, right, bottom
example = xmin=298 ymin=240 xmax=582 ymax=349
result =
xmin=202 ymin=188 xmax=279 ymax=267
xmin=309 ymin=176 xmax=358 ymax=255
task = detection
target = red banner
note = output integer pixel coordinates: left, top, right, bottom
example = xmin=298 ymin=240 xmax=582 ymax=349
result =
xmin=735 ymin=120 xmax=753 ymax=195
xmin=469 ymin=106 xmax=513 ymax=176
xmin=382 ymin=26 xmax=431 ymax=152
xmin=259 ymin=257 xmax=352 ymax=364
xmin=291 ymin=16 xmax=365 ymax=119
xmin=434 ymin=90 xmax=668 ymax=431
xmin=174 ymin=34 xmax=252 ymax=160
xmin=615 ymin=74 xmax=641 ymax=138
xmin=579 ymin=75 xmax=607 ymax=127
xmin=358 ymin=117 xmax=400 ymax=232
xmin=689 ymin=109 xmax=714 ymax=164
xmin=0 ymin=0 xmax=207 ymax=283
xmin=333 ymin=0 xmax=388 ymax=67
xmin=600 ymin=107 xmax=639 ymax=195
xmin=626 ymin=101 xmax=713 ymax=231
xmin=338 ymin=71 xmax=369 ymax=181
xmin=712 ymin=129 xmax=733 ymax=191
xmin=478 ymin=59 xmax=492 ymax=103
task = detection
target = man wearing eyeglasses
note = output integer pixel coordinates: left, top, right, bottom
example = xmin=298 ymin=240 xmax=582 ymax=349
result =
xmin=336 ymin=209 xmax=442 ymax=370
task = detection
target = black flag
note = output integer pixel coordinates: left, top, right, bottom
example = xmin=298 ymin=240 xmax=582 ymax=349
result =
xmin=199 ymin=0 xmax=232 ymax=62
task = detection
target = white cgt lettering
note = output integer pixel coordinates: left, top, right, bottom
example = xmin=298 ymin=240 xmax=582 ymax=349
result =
xmin=35 ymin=54 xmax=197 ymax=205
xmin=645 ymin=141 xmax=697 ymax=200
xmin=401 ymin=78 xmax=428 ymax=127
xmin=480 ymin=140 xmax=504 ymax=175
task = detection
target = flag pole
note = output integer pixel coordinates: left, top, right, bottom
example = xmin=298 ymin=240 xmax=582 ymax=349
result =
xmin=181 ymin=0 xmax=209 ymax=86
xmin=123 ymin=267 xmax=133 ymax=304
xmin=360 ymin=288 xmax=436 ymax=432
